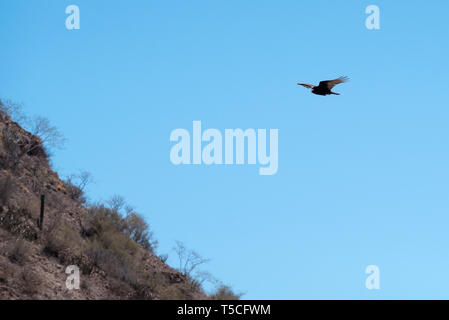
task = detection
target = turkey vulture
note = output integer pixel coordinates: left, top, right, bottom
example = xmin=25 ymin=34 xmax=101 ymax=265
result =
xmin=297 ymin=76 xmax=349 ymax=96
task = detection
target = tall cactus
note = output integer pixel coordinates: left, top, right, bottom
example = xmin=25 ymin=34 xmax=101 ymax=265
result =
xmin=38 ymin=194 xmax=45 ymax=231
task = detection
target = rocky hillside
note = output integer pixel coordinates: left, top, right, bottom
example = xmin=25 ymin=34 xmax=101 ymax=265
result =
xmin=0 ymin=103 xmax=218 ymax=300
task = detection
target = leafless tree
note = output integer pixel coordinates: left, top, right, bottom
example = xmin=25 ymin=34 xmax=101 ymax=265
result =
xmin=173 ymin=241 xmax=214 ymax=291
xmin=173 ymin=241 xmax=210 ymax=277
xmin=29 ymin=116 xmax=65 ymax=151
xmin=64 ymin=171 xmax=92 ymax=203
xmin=107 ymin=195 xmax=126 ymax=212
xmin=0 ymin=100 xmax=65 ymax=170
xmin=0 ymin=99 xmax=27 ymax=123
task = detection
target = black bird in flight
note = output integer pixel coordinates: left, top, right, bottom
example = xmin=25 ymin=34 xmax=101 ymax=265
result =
xmin=297 ymin=76 xmax=349 ymax=96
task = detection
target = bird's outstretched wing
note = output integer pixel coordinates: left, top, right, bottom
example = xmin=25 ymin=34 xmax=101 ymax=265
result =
xmin=318 ymin=76 xmax=349 ymax=89
xmin=297 ymin=83 xmax=315 ymax=89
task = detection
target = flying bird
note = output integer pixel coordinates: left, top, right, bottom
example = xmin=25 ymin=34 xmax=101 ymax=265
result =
xmin=297 ymin=76 xmax=349 ymax=96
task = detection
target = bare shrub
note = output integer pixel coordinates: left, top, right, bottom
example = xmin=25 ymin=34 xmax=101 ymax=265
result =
xmin=0 ymin=207 xmax=39 ymax=241
xmin=64 ymin=171 xmax=92 ymax=204
xmin=158 ymin=253 xmax=169 ymax=263
xmin=82 ymin=203 xmax=167 ymax=297
xmin=211 ymin=285 xmax=242 ymax=300
xmin=144 ymin=271 xmax=167 ymax=292
xmin=86 ymin=236 xmax=140 ymax=286
xmin=86 ymin=203 xmax=157 ymax=252
xmin=107 ymin=195 xmax=126 ymax=212
xmin=43 ymin=216 xmax=82 ymax=262
xmin=1 ymin=125 xmax=24 ymax=170
xmin=173 ymin=241 xmax=212 ymax=292
xmin=0 ymin=175 xmax=15 ymax=206
xmin=84 ymin=206 xmax=142 ymax=284
xmin=29 ymin=116 xmax=65 ymax=151
xmin=0 ymin=99 xmax=27 ymax=123
xmin=19 ymin=195 xmax=41 ymax=222
xmin=190 ymin=270 xmax=216 ymax=292
xmin=124 ymin=211 xmax=158 ymax=252
xmin=158 ymin=285 xmax=191 ymax=300
xmin=107 ymin=277 xmax=133 ymax=299
xmin=20 ymin=266 xmax=42 ymax=295
xmin=174 ymin=241 xmax=209 ymax=278
xmin=7 ymin=238 xmax=31 ymax=265
xmin=0 ymin=259 xmax=16 ymax=284
xmin=85 ymin=204 xmax=125 ymax=235
xmin=83 ymin=204 xmax=167 ymax=296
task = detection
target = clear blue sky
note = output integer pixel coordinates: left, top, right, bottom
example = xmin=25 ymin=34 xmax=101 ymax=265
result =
xmin=1 ymin=0 xmax=449 ymax=299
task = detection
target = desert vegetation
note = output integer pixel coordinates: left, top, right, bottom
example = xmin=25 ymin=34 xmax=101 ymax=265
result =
xmin=0 ymin=99 xmax=240 ymax=300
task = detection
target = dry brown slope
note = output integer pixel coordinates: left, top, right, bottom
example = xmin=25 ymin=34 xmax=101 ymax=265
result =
xmin=0 ymin=113 xmax=204 ymax=300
